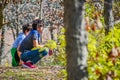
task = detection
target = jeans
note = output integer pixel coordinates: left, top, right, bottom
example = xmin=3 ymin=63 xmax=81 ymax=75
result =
xmin=20 ymin=49 xmax=48 ymax=64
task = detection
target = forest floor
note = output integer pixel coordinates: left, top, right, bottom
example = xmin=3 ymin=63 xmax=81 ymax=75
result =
xmin=0 ymin=65 xmax=65 ymax=80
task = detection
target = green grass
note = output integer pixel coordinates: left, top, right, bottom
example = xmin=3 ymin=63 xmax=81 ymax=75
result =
xmin=0 ymin=66 xmax=64 ymax=80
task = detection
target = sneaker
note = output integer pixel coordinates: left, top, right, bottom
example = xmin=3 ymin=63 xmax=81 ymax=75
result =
xmin=22 ymin=62 xmax=37 ymax=68
xmin=48 ymin=49 xmax=53 ymax=56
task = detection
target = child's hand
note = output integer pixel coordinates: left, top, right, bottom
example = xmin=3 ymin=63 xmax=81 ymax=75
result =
xmin=49 ymin=49 xmax=53 ymax=56
xmin=40 ymin=44 xmax=44 ymax=47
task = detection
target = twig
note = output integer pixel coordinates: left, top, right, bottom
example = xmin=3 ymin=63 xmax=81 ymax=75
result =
xmin=114 ymin=19 xmax=120 ymax=24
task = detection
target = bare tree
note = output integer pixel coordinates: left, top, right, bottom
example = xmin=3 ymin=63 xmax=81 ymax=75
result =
xmin=104 ymin=0 xmax=114 ymax=35
xmin=64 ymin=0 xmax=88 ymax=80
xmin=0 ymin=0 xmax=8 ymax=64
xmin=0 ymin=26 xmax=5 ymax=64
xmin=0 ymin=2 xmax=4 ymax=29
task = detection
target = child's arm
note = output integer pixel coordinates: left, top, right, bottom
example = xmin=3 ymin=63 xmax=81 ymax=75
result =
xmin=17 ymin=45 xmax=23 ymax=65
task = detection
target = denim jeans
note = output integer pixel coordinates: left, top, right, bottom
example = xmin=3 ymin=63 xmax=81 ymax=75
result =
xmin=20 ymin=49 xmax=48 ymax=64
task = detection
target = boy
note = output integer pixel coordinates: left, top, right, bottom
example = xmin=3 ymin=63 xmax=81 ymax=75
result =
xmin=11 ymin=23 xmax=31 ymax=67
xmin=18 ymin=19 xmax=52 ymax=68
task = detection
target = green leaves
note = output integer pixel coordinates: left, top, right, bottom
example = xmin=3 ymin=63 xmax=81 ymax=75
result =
xmin=44 ymin=40 xmax=57 ymax=50
xmin=88 ymin=28 xmax=120 ymax=79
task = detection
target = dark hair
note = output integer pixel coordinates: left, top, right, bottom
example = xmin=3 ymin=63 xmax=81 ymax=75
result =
xmin=32 ymin=19 xmax=43 ymax=30
xmin=22 ymin=23 xmax=31 ymax=33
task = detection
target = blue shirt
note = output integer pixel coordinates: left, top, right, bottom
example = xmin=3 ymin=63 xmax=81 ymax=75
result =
xmin=12 ymin=33 xmax=26 ymax=48
xmin=19 ymin=30 xmax=40 ymax=53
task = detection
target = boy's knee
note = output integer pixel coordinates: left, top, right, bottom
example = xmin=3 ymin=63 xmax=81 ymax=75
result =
xmin=39 ymin=50 xmax=48 ymax=58
xmin=42 ymin=50 xmax=48 ymax=56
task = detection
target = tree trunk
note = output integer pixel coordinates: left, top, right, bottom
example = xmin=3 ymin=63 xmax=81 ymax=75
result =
xmin=10 ymin=25 xmax=16 ymax=40
xmin=0 ymin=3 xmax=3 ymax=29
xmin=64 ymin=0 xmax=88 ymax=80
xmin=15 ymin=4 xmax=19 ymax=37
xmin=104 ymin=0 xmax=114 ymax=35
xmin=0 ymin=27 xmax=5 ymax=64
xmin=40 ymin=0 xmax=43 ymax=42
xmin=40 ymin=0 xmax=42 ymax=19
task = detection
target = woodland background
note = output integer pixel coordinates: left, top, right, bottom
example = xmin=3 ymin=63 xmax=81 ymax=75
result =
xmin=0 ymin=0 xmax=120 ymax=80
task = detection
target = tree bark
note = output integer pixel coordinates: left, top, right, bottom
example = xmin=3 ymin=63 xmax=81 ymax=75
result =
xmin=15 ymin=4 xmax=19 ymax=37
xmin=0 ymin=27 xmax=5 ymax=64
xmin=64 ymin=0 xmax=88 ymax=80
xmin=0 ymin=3 xmax=3 ymax=29
xmin=104 ymin=0 xmax=114 ymax=35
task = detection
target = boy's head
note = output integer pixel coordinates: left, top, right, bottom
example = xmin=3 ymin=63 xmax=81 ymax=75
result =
xmin=32 ymin=19 xmax=44 ymax=29
xmin=22 ymin=23 xmax=32 ymax=34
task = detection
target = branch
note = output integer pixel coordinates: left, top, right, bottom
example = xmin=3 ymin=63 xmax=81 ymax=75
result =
xmin=2 ymin=21 xmax=10 ymax=25
xmin=114 ymin=19 xmax=120 ymax=24
xmin=0 ymin=40 xmax=12 ymax=46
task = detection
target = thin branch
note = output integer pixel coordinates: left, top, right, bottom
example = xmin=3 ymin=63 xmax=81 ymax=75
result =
xmin=114 ymin=19 xmax=120 ymax=24
xmin=2 ymin=21 xmax=10 ymax=25
xmin=0 ymin=41 xmax=12 ymax=46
